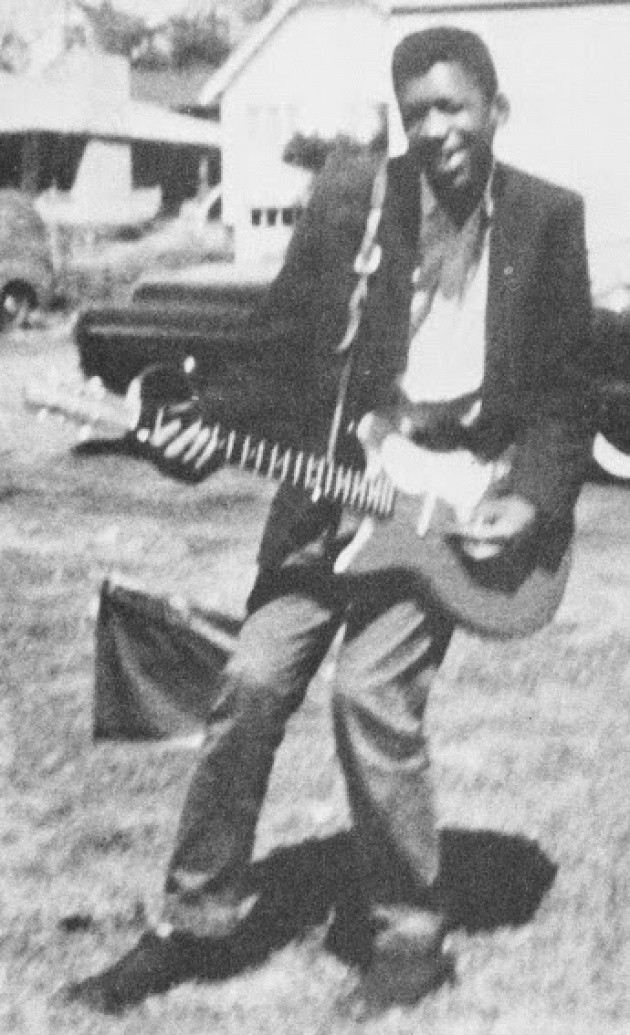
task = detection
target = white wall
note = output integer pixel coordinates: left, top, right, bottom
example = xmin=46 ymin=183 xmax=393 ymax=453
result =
xmin=221 ymin=2 xmax=389 ymax=259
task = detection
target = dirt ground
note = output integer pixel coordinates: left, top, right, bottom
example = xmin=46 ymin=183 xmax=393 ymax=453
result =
xmin=1 ymin=321 xmax=629 ymax=1034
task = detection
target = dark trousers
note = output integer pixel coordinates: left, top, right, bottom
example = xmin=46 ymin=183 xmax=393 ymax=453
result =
xmin=161 ymin=562 xmax=454 ymax=938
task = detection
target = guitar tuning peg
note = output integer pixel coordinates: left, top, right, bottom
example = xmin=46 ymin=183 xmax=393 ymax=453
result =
xmin=78 ymin=425 xmax=92 ymax=442
xmin=37 ymin=408 xmax=49 ymax=421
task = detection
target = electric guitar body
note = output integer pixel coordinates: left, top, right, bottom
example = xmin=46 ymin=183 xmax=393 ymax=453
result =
xmin=336 ymin=490 xmax=572 ymax=637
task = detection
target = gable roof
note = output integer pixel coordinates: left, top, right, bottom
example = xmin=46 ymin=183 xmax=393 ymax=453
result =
xmin=197 ymin=0 xmax=630 ymax=110
xmin=0 ymin=69 xmax=221 ymax=147
xmin=131 ymin=64 xmax=216 ymax=110
xmin=197 ymin=0 xmax=388 ymax=106
xmin=390 ymin=0 xmax=630 ymax=8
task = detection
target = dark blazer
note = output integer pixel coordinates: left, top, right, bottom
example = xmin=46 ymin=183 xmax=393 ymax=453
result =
xmin=201 ymin=146 xmax=596 ymax=574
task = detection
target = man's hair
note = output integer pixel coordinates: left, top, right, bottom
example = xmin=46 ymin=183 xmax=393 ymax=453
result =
xmin=392 ymin=27 xmax=499 ymax=100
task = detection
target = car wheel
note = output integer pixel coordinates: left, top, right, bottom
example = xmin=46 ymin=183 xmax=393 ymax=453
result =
xmin=0 ymin=282 xmax=36 ymax=331
xmin=592 ymin=379 xmax=630 ymax=482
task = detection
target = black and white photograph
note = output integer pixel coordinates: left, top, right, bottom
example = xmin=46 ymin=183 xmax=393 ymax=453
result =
xmin=1 ymin=1 xmax=629 ymax=1032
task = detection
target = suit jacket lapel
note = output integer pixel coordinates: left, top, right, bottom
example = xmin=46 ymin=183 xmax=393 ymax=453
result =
xmin=352 ymin=156 xmax=418 ymax=401
xmin=370 ymin=157 xmax=417 ymax=365
xmin=484 ymin=163 xmax=524 ymax=412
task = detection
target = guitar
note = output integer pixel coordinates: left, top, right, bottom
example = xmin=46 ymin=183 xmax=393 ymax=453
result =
xmin=23 ymin=368 xmax=572 ymax=639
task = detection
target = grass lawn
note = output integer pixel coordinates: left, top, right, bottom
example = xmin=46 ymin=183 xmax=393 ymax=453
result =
xmin=1 ymin=329 xmax=629 ymax=1034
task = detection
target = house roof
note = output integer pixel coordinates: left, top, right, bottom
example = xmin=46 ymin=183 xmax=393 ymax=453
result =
xmin=130 ymin=64 xmax=216 ymax=109
xmin=390 ymin=0 xmax=629 ymax=10
xmin=0 ymin=69 xmax=221 ymax=147
xmin=197 ymin=0 xmax=389 ymax=106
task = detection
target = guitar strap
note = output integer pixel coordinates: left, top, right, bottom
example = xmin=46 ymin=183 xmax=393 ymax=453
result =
xmin=325 ymin=159 xmax=388 ymax=464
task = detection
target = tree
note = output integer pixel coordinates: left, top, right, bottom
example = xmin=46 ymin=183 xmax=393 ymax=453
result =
xmin=169 ymin=14 xmax=231 ymax=70
xmin=88 ymin=0 xmax=146 ymax=59
xmin=283 ymin=129 xmax=386 ymax=174
xmin=0 ymin=29 xmax=29 ymax=73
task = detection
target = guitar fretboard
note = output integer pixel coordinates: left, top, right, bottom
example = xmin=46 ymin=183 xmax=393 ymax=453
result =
xmin=208 ymin=424 xmax=396 ymax=518
xmin=23 ymin=380 xmax=396 ymax=519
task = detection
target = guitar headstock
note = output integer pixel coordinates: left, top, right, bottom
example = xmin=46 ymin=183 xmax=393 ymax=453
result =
xmin=23 ymin=376 xmax=138 ymax=438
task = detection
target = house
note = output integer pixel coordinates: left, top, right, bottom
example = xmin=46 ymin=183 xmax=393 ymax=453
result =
xmin=0 ymin=48 xmax=221 ymax=228
xmin=198 ymin=0 xmax=391 ymax=262
xmin=198 ymin=0 xmax=630 ymax=285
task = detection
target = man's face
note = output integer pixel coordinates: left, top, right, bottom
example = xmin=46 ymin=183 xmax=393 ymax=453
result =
xmin=396 ymin=61 xmax=501 ymax=193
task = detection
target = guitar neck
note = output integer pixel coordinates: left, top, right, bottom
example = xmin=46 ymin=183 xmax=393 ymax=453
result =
xmin=206 ymin=423 xmax=395 ymax=519
xmin=23 ymin=380 xmax=395 ymax=519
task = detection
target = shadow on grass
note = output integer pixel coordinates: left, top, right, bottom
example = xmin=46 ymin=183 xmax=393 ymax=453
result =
xmin=194 ymin=827 xmax=557 ymax=974
xmin=435 ymin=827 xmax=557 ymax=933
xmin=71 ymin=436 xmax=141 ymax=458
xmin=58 ymin=828 xmax=557 ymax=988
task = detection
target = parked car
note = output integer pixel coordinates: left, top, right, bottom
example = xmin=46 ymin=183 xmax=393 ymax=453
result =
xmin=176 ymin=185 xmax=231 ymax=254
xmin=75 ymin=260 xmax=278 ymax=395
xmin=590 ymin=307 xmax=630 ymax=481
xmin=0 ymin=190 xmax=55 ymax=332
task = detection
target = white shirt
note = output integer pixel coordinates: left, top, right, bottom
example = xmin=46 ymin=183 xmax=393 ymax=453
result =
xmin=399 ymin=174 xmax=493 ymax=411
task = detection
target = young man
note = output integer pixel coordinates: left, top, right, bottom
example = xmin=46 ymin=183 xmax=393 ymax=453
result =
xmin=63 ymin=27 xmax=595 ymax=1014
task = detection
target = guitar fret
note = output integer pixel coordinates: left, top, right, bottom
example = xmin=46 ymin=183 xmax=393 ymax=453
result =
xmin=225 ymin=430 xmax=236 ymax=462
xmin=380 ymin=479 xmax=390 ymax=514
xmin=240 ymin=435 xmax=252 ymax=469
xmin=196 ymin=424 xmax=220 ymax=470
xmin=350 ymin=471 xmax=363 ymax=507
xmin=304 ymin=455 xmax=316 ymax=492
xmin=268 ymin=443 xmax=279 ymax=478
xmin=324 ymin=461 xmax=335 ymax=499
xmin=385 ymin=481 xmax=396 ymax=516
xmin=357 ymin=475 xmax=368 ymax=511
xmin=313 ymin=457 xmax=326 ymax=500
xmin=371 ymin=479 xmax=379 ymax=512
xmin=342 ymin=469 xmax=354 ymax=506
xmin=254 ymin=440 xmax=266 ymax=474
xmin=333 ymin=464 xmax=345 ymax=501
xmin=293 ymin=451 xmax=304 ymax=486
xmin=280 ymin=448 xmax=292 ymax=482
xmin=380 ymin=477 xmax=391 ymax=515
xmin=365 ymin=476 xmax=380 ymax=513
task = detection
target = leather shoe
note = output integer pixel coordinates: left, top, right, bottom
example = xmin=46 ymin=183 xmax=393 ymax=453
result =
xmin=355 ymin=909 xmax=454 ymax=1013
xmin=60 ymin=929 xmax=227 ymax=1014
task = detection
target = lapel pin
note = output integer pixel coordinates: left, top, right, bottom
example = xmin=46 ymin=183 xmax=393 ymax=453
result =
xmin=504 ymin=264 xmax=514 ymax=276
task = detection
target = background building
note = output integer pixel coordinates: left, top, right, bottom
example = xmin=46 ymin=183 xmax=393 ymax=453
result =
xmin=0 ymin=49 xmax=221 ymax=228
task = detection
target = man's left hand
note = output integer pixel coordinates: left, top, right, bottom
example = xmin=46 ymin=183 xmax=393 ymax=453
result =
xmin=455 ymin=494 xmax=538 ymax=560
